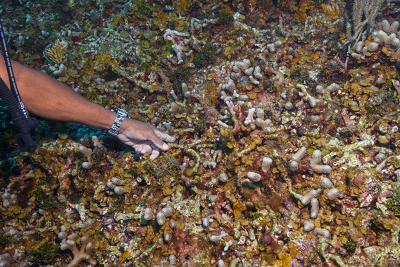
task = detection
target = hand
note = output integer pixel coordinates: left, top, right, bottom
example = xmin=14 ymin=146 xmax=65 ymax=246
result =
xmin=117 ymin=118 xmax=176 ymax=160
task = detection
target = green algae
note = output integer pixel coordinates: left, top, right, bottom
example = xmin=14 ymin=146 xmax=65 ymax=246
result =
xmin=217 ymin=10 xmax=234 ymax=26
xmin=30 ymin=242 xmax=61 ymax=265
xmin=0 ymin=233 xmax=9 ymax=248
xmin=386 ymin=192 xmax=400 ymax=217
xmin=30 ymin=187 xmax=52 ymax=210
xmin=194 ymin=42 xmax=216 ymax=69
xmin=364 ymin=104 xmax=377 ymax=115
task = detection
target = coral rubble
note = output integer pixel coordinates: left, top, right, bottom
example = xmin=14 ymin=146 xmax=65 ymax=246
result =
xmin=1 ymin=0 xmax=400 ymax=266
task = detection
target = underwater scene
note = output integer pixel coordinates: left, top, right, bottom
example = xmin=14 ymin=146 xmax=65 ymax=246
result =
xmin=1 ymin=0 xmax=400 ymax=266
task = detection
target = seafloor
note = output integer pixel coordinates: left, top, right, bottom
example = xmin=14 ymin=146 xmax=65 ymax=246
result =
xmin=1 ymin=0 xmax=400 ymax=266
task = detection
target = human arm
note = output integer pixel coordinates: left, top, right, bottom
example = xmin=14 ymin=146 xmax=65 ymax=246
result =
xmin=0 ymin=56 xmax=116 ymax=130
xmin=0 ymin=56 xmax=175 ymax=159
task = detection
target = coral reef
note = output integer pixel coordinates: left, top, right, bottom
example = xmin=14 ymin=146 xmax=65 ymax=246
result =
xmin=1 ymin=0 xmax=400 ymax=266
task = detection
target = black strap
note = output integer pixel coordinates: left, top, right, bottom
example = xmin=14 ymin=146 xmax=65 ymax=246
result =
xmin=0 ymin=20 xmax=28 ymax=117
xmin=0 ymin=19 xmax=37 ymax=152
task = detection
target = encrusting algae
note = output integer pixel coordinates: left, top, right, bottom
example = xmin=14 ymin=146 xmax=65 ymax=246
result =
xmin=1 ymin=0 xmax=400 ymax=266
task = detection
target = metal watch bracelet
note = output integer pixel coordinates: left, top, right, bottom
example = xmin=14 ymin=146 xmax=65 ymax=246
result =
xmin=108 ymin=109 xmax=128 ymax=137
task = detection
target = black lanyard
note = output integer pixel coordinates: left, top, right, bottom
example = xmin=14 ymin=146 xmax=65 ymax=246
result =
xmin=0 ymin=20 xmax=28 ymax=118
xmin=0 ymin=19 xmax=37 ymax=152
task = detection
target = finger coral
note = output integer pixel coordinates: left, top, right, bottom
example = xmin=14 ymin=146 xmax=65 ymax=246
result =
xmin=60 ymin=234 xmax=96 ymax=267
xmin=310 ymin=150 xmax=332 ymax=174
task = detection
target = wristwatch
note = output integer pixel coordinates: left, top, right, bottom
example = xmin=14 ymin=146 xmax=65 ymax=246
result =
xmin=108 ymin=109 xmax=128 ymax=137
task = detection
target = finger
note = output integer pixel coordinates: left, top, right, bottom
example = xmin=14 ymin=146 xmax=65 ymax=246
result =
xmin=120 ymin=137 xmax=150 ymax=149
xmin=150 ymin=148 xmax=161 ymax=160
xmin=154 ymin=129 xmax=176 ymax=143
xmin=117 ymin=135 xmax=142 ymax=147
xmin=147 ymin=131 xmax=170 ymax=151
xmin=134 ymin=144 xmax=152 ymax=154
xmin=140 ymin=147 xmax=152 ymax=154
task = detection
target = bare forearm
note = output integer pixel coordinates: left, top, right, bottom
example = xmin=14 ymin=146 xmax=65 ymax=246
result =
xmin=16 ymin=66 xmax=116 ymax=129
xmin=0 ymin=57 xmax=116 ymax=130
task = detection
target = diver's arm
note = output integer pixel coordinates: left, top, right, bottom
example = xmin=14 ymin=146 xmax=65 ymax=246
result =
xmin=0 ymin=57 xmax=175 ymax=159
xmin=0 ymin=56 xmax=116 ymax=130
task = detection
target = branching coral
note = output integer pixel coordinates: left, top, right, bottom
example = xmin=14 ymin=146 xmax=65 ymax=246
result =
xmin=60 ymin=234 xmax=96 ymax=267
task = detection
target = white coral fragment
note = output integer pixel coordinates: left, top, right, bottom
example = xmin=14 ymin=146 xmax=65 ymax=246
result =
xmin=53 ymin=64 xmax=66 ymax=77
xmin=289 ymin=161 xmax=298 ymax=172
xmin=157 ymin=212 xmax=166 ymax=225
xmin=106 ymin=181 xmax=116 ymax=189
xmin=316 ymin=85 xmax=325 ymax=94
xmin=255 ymin=108 xmax=264 ymax=120
xmin=167 ymin=55 xmax=176 ymax=65
xmin=367 ymin=42 xmax=379 ymax=52
xmin=60 ymin=234 xmax=96 ymax=267
xmin=170 ymin=89 xmax=178 ymax=100
xmin=237 ymin=59 xmax=251 ymax=71
xmin=162 ymin=206 xmax=174 ymax=217
xmin=303 ymin=220 xmax=315 ymax=232
xmin=111 ymin=177 xmax=124 ymax=185
xmin=222 ymin=79 xmax=236 ymax=93
xmin=314 ymin=228 xmax=331 ymax=239
xmin=210 ymin=231 xmax=228 ymax=242
xmin=202 ymin=217 xmax=213 ymax=227
xmin=218 ymin=173 xmax=229 ymax=183
xmin=326 ymin=188 xmax=340 ymax=200
xmin=244 ymin=108 xmax=255 ymax=125
xmin=81 ymin=162 xmax=93 ymax=169
xmin=203 ymin=161 xmax=217 ymax=168
xmin=107 ymin=177 xmax=125 ymax=194
xmin=394 ymin=170 xmax=400 ymax=182
xmin=247 ymin=172 xmax=261 ymax=182
xmin=114 ymin=187 xmax=125 ymax=195
xmin=92 ymin=136 xmax=102 ymax=148
xmin=169 ymin=219 xmax=176 ymax=228
xmin=310 ymin=198 xmax=319 ymax=219
xmin=218 ymin=259 xmax=227 ymax=267
xmin=326 ymin=83 xmax=340 ymax=92
xmin=238 ymin=94 xmax=249 ymax=101
xmin=284 ymin=102 xmax=293 ymax=110
xmin=305 ymin=95 xmax=318 ymax=108
xmin=267 ymin=43 xmax=276 ymax=53
xmin=244 ymin=67 xmax=254 ymax=76
xmin=169 ymin=102 xmax=179 ymax=114
xmin=79 ymin=145 xmax=92 ymax=159
xmin=261 ymin=157 xmax=272 ymax=172
xmin=292 ymin=147 xmax=306 ymax=162
xmin=321 ymin=177 xmax=333 ymax=189
xmin=253 ymin=66 xmax=263 ymax=79
xmin=169 ymin=255 xmax=177 ymax=265
xmin=217 ymin=120 xmax=231 ymax=128
xmin=2 ymin=192 xmax=17 ymax=208
xmin=255 ymin=118 xmax=273 ymax=133
xmin=249 ymin=75 xmax=259 ymax=85
xmin=301 ymin=189 xmax=318 ymax=205
xmin=310 ymin=150 xmax=332 ymax=174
